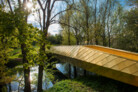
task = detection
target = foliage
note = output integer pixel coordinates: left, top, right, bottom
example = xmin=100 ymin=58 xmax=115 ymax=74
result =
xmin=46 ymin=80 xmax=94 ymax=92
xmin=46 ymin=76 xmax=138 ymax=92
xmin=61 ymin=30 xmax=76 ymax=45
xmin=0 ymin=6 xmax=16 ymax=85
xmin=114 ymin=5 xmax=138 ymax=52
xmin=47 ymin=34 xmax=62 ymax=45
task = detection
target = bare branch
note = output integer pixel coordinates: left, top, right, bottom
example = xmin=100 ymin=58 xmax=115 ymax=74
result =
xmin=50 ymin=0 xmax=56 ymax=11
xmin=44 ymin=0 xmax=48 ymax=10
xmin=51 ymin=20 xmax=80 ymax=31
xmin=50 ymin=7 xmax=72 ymax=22
xmin=7 ymin=0 xmax=13 ymax=13
xmin=38 ymin=9 xmax=42 ymax=30
xmin=37 ymin=0 xmax=44 ymax=10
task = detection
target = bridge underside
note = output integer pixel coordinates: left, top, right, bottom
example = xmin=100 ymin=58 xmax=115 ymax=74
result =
xmin=50 ymin=45 xmax=138 ymax=87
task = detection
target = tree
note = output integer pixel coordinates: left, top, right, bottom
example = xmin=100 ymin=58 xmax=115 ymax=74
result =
xmin=36 ymin=0 xmax=74 ymax=91
xmin=115 ymin=6 xmax=138 ymax=52
xmin=47 ymin=34 xmax=62 ymax=45
xmin=6 ymin=0 xmax=37 ymax=91
xmin=0 ymin=6 xmax=15 ymax=91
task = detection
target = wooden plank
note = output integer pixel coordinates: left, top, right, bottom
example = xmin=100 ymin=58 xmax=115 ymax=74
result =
xmin=122 ymin=63 xmax=138 ymax=74
xmin=79 ymin=48 xmax=91 ymax=60
xmin=93 ymin=54 xmax=109 ymax=64
xmin=97 ymin=55 xmax=117 ymax=66
xmin=112 ymin=60 xmax=136 ymax=71
xmin=85 ymin=45 xmax=138 ymax=61
xmin=133 ymin=71 xmax=138 ymax=76
xmin=87 ymin=51 xmax=102 ymax=63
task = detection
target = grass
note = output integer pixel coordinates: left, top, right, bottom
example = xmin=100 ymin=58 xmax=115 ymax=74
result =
xmin=46 ymin=75 xmax=138 ymax=92
xmin=74 ymin=76 xmax=138 ymax=92
xmin=45 ymin=80 xmax=95 ymax=92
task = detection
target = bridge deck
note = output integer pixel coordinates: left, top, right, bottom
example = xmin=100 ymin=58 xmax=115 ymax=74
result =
xmin=50 ymin=45 xmax=138 ymax=87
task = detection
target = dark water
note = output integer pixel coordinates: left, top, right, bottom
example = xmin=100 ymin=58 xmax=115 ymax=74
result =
xmin=56 ymin=63 xmax=95 ymax=78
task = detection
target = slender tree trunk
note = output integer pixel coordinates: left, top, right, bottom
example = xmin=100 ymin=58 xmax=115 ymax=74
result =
xmin=37 ymin=65 xmax=44 ymax=92
xmin=84 ymin=16 xmax=89 ymax=74
xmin=102 ymin=31 xmax=106 ymax=46
xmin=7 ymin=0 xmax=13 ymax=13
xmin=9 ymin=83 xmax=11 ymax=92
xmin=108 ymin=34 xmax=111 ymax=47
xmin=21 ymin=43 xmax=31 ymax=92
xmin=67 ymin=13 xmax=71 ymax=78
xmin=94 ymin=0 xmax=98 ymax=45
xmin=107 ymin=21 xmax=111 ymax=47
xmin=73 ymin=32 xmax=79 ymax=78
xmin=37 ymin=43 xmax=45 ymax=92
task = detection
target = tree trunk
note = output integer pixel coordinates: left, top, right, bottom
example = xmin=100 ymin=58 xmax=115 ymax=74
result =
xmin=102 ymin=31 xmax=106 ymax=46
xmin=24 ymin=68 xmax=31 ymax=92
xmin=73 ymin=36 xmax=79 ymax=78
xmin=95 ymin=37 xmax=98 ymax=45
xmin=67 ymin=13 xmax=71 ymax=78
xmin=108 ymin=35 xmax=111 ymax=47
xmin=9 ymin=83 xmax=11 ymax=92
xmin=21 ymin=43 xmax=31 ymax=92
xmin=37 ymin=65 xmax=44 ymax=92
xmin=37 ymin=43 xmax=45 ymax=92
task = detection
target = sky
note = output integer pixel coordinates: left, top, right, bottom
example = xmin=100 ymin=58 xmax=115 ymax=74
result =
xmin=26 ymin=0 xmax=132 ymax=35
xmin=26 ymin=0 xmax=64 ymax=35
xmin=27 ymin=14 xmax=61 ymax=35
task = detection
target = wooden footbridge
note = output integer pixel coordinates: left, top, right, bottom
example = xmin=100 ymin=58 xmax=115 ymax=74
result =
xmin=50 ymin=45 xmax=138 ymax=87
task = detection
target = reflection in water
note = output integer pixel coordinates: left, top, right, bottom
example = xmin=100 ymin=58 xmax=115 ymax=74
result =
xmin=8 ymin=62 xmax=93 ymax=92
xmin=8 ymin=66 xmax=53 ymax=92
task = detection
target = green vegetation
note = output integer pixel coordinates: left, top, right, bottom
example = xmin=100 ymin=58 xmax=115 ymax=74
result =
xmin=9 ymin=48 xmax=21 ymax=59
xmin=47 ymin=76 xmax=138 ymax=92
xmin=46 ymin=80 xmax=94 ymax=92
xmin=74 ymin=76 xmax=138 ymax=92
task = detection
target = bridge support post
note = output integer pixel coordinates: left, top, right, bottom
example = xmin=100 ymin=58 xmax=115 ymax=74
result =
xmin=73 ymin=66 xmax=77 ymax=78
xmin=84 ymin=70 xmax=86 ymax=76
xmin=69 ymin=64 xmax=71 ymax=78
